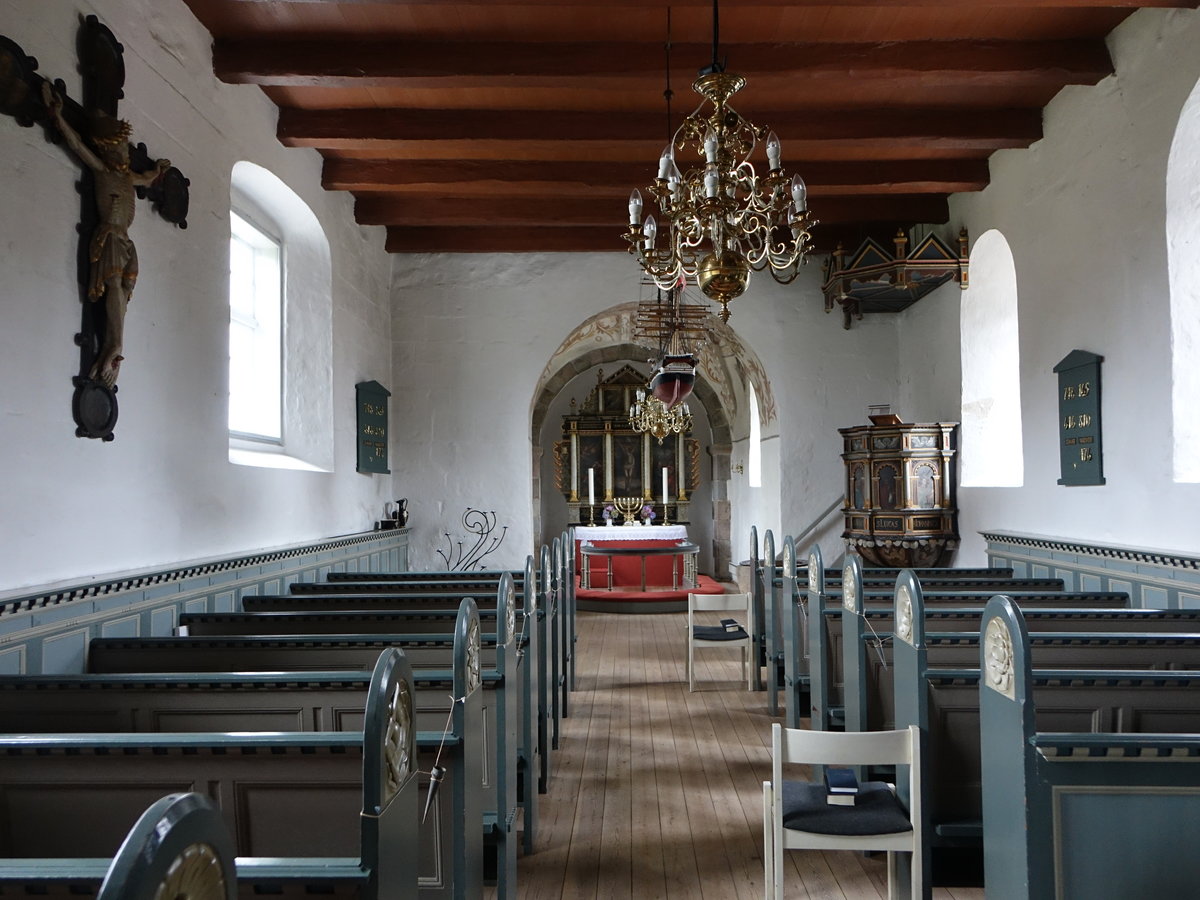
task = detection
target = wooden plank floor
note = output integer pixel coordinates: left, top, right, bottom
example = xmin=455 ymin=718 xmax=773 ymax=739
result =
xmin=513 ymin=609 xmax=986 ymax=900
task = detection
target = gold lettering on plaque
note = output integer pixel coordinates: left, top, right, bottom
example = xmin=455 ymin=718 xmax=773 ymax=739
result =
xmin=1080 ymin=447 xmax=1093 ymax=462
xmin=1063 ymin=385 xmax=1076 ymax=400
xmin=1077 ymin=382 xmax=1091 ymax=398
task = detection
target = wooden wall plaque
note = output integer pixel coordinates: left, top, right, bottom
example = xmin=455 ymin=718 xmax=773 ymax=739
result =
xmin=355 ymin=380 xmax=390 ymax=474
xmin=1054 ymin=349 xmax=1104 ymax=486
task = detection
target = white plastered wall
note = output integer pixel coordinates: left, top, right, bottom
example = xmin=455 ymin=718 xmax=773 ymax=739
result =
xmin=899 ymin=7 xmax=1200 ymax=563
xmin=390 ymin=251 xmax=898 ymax=573
xmin=0 ymin=0 xmax=393 ymax=591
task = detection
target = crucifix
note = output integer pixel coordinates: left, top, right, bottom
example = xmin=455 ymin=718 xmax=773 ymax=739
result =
xmin=0 ymin=15 xmax=189 ymax=440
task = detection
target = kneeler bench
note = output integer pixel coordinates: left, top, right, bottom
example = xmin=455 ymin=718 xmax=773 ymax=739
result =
xmin=0 ymin=650 xmax=419 ymax=900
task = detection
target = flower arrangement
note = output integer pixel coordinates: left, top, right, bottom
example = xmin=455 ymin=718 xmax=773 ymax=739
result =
xmin=641 ymin=504 xmax=657 ymax=524
xmin=602 ymin=504 xmax=615 ymax=522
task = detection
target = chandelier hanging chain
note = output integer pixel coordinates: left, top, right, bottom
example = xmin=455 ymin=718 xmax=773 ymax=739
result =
xmin=663 ymin=7 xmax=673 ymax=142
xmin=623 ymin=0 xmax=817 ymax=323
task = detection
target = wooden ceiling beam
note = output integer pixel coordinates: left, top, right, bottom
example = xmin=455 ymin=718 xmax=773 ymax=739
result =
xmin=281 ymin=107 xmax=1042 ymax=153
xmin=383 ymin=222 xmax=926 ymax=255
xmin=234 ymin=0 xmax=1194 ymax=9
xmin=323 ymin=158 xmax=991 ymax=195
xmin=355 ymin=193 xmax=949 ymax=227
xmin=216 ymin=38 xmax=1111 ymax=89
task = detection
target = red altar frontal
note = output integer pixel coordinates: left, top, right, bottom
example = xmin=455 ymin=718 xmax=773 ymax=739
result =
xmin=573 ymin=525 xmax=724 ymax=613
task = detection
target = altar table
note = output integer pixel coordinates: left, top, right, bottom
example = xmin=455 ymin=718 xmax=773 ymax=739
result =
xmin=574 ymin=525 xmax=692 ymax=592
xmin=580 ymin=542 xmax=699 ymax=592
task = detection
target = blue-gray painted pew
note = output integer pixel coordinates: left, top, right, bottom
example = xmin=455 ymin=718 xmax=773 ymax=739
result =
xmin=981 ymin=596 xmax=1200 ymax=900
xmin=891 ymin=581 xmax=1200 ymax=898
xmin=87 ymin=603 xmax=487 ymax=900
xmin=326 ymin=570 xmax=523 ymax=583
xmin=254 ymin=553 xmax=560 ymax=778
xmin=0 ymin=792 xmax=238 ymax=900
xmin=177 ymin=595 xmax=532 ymax=877
xmin=844 ymin=600 xmax=1200 ymax=735
xmin=757 ymin=531 xmax=1013 ymax=711
xmin=802 ymin=554 xmax=1125 ymax=731
xmin=0 ymin=650 xmax=420 ymax=900
xmin=178 ymin=588 xmax=541 ymax=857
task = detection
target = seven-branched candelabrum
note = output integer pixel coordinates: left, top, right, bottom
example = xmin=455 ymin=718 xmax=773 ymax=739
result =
xmin=623 ymin=71 xmax=817 ymax=323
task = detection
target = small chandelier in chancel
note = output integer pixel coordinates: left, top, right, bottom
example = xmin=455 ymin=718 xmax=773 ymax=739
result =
xmin=629 ymin=389 xmax=693 ymax=444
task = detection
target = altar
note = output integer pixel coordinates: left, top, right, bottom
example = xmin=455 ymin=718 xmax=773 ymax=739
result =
xmin=573 ymin=524 xmax=721 ymax=611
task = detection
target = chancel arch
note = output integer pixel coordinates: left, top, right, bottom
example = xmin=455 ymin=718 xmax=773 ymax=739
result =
xmin=959 ymin=229 xmax=1024 ymax=487
xmin=1168 ymin=73 xmax=1200 ymax=483
xmin=531 ymin=303 xmax=776 ymax=580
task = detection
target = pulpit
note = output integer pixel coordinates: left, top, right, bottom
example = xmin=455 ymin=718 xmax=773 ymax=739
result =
xmin=839 ymin=420 xmax=959 ymax=567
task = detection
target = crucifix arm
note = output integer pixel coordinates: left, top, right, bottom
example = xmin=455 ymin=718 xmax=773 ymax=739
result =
xmin=131 ymin=158 xmax=171 ymax=188
xmin=41 ymin=82 xmax=105 ymax=173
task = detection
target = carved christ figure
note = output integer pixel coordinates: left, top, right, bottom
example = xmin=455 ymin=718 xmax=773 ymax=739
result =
xmin=42 ymin=82 xmax=170 ymax=387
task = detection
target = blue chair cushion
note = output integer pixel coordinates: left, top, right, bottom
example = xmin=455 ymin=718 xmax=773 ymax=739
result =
xmin=780 ymin=780 xmax=913 ymax=836
xmin=692 ymin=625 xmax=748 ymax=641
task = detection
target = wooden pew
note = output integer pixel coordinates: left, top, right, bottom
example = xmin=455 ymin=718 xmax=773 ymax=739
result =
xmin=258 ymin=552 xmax=561 ymax=782
xmin=794 ymin=548 xmax=1084 ymax=730
xmin=891 ymin=578 xmax=1200 ymax=896
xmin=0 ymin=649 xmax=420 ymax=900
xmin=326 ymin=571 xmax=523 ymax=583
xmin=838 ymin=554 xmax=1140 ymax=734
xmin=88 ymin=601 xmax=489 ymax=900
xmin=187 ymin=564 xmax=544 ymax=859
xmin=757 ymin=534 xmax=1017 ymax=713
xmin=980 ymin=596 xmax=1200 ymax=900
xmin=177 ymin=603 xmax=539 ymax=862
xmin=0 ymin=792 xmax=237 ymax=899
xmin=252 ymin=555 xmax=554 ymax=799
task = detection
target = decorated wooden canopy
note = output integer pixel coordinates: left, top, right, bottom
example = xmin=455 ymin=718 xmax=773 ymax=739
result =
xmin=821 ymin=228 xmax=969 ymax=329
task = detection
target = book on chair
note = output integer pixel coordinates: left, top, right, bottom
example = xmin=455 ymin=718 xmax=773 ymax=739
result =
xmin=720 ymin=618 xmax=741 ymax=632
xmin=824 ymin=767 xmax=859 ymax=806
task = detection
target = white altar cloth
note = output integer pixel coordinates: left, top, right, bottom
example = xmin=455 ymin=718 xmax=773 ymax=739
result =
xmin=575 ymin=524 xmax=688 ymax=544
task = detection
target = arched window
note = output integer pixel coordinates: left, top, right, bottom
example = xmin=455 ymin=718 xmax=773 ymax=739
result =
xmin=1168 ymin=76 xmax=1200 ymax=483
xmin=748 ymin=380 xmax=762 ymax=488
xmin=959 ymin=229 xmax=1023 ymax=487
xmin=229 ymin=162 xmax=333 ymax=471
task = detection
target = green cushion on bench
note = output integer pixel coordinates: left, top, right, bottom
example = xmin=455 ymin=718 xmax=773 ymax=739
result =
xmin=781 ymin=780 xmax=913 ymax=836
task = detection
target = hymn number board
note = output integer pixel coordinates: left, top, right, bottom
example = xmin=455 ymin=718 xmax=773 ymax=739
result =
xmin=356 ymin=380 xmax=390 ymax=474
xmin=1054 ymin=350 xmax=1104 ymax=486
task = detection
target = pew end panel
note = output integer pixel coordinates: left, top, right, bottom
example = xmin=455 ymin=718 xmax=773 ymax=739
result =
xmin=980 ymin=597 xmax=1200 ymax=900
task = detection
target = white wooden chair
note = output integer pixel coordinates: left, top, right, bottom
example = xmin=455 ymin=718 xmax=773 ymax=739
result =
xmin=687 ymin=592 xmax=754 ymax=692
xmin=762 ymin=722 xmax=924 ymax=900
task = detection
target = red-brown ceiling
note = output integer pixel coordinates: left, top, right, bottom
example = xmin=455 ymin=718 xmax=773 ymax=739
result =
xmin=180 ymin=0 xmax=1194 ymax=253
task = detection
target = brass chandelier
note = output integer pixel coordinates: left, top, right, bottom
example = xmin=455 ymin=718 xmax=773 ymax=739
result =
xmin=629 ymin=389 xmax=693 ymax=444
xmin=623 ymin=1 xmax=817 ymax=323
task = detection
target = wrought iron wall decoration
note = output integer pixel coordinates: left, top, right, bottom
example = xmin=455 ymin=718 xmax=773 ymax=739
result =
xmin=0 ymin=16 xmax=190 ymax=440
xmin=438 ymin=508 xmax=508 ymax=572
xmin=821 ymin=228 xmax=968 ymax=330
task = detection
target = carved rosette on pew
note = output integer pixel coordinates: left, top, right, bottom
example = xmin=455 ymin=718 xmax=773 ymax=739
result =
xmin=839 ymin=419 xmax=959 ymax=567
xmin=0 ymin=17 xmax=190 ymax=440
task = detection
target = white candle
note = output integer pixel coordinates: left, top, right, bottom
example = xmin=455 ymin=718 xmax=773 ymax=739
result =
xmin=588 ymin=468 xmax=595 ymax=507
xmin=662 ymin=467 xmax=669 ymax=506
